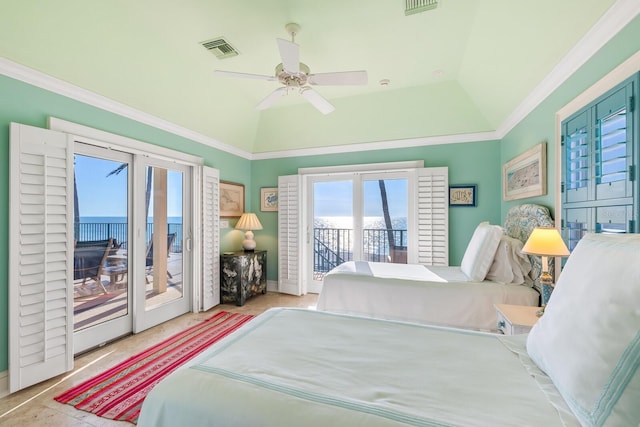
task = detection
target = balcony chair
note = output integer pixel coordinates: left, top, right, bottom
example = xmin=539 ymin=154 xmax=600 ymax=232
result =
xmin=74 ymin=238 xmax=118 ymax=294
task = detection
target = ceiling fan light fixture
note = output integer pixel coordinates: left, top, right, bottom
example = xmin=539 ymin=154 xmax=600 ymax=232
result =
xmin=214 ymin=22 xmax=366 ymax=114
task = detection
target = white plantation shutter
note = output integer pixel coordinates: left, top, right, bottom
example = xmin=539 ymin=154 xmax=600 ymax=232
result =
xmin=415 ymin=167 xmax=448 ymax=265
xmin=9 ymin=123 xmax=74 ymax=392
xmin=278 ymin=175 xmax=302 ymax=295
xmin=201 ymin=166 xmax=220 ymax=311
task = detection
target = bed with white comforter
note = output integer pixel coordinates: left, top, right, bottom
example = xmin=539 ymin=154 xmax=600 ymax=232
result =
xmin=139 ymin=233 xmax=640 ymax=427
xmin=139 ymin=308 xmax=578 ymax=427
xmin=317 ymin=261 xmax=538 ymax=331
xmin=317 ymin=204 xmax=554 ymax=331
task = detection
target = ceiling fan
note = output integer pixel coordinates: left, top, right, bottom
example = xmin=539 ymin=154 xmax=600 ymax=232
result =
xmin=214 ymin=23 xmax=368 ymax=114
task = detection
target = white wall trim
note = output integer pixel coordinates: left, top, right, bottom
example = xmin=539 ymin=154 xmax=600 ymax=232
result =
xmin=299 ymin=160 xmax=424 ymax=175
xmin=49 ymin=117 xmax=204 ymax=166
xmin=252 ymin=131 xmax=499 ymax=160
xmin=0 ymin=57 xmax=252 ymax=160
xmin=0 ymin=0 xmax=637 ymax=161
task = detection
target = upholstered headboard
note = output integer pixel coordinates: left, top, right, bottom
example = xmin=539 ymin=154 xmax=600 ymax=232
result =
xmin=503 ymin=204 xmax=554 ymax=293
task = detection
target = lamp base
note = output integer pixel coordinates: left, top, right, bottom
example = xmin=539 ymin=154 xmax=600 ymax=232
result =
xmin=242 ymin=230 xmax=256 ymax=251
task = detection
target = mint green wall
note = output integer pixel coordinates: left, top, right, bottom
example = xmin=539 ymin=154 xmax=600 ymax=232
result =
xmin=500 ymin=15 xmax=640 ymax=222
xmin=251 ymin=140 xmax=503 ymax=281
xmin=0 ymin=74 xmax=251 ymax=372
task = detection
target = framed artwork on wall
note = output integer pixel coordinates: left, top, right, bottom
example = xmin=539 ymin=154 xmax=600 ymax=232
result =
xmin=502 ymin=142 xmax=547 ymax=201
xmin=260 ymin=187 xmax=278 ymax=212
xmin=449 ymin=185 xmax=477 ymax=207
xmin=220 ymin=181 xmax=244 ymax=218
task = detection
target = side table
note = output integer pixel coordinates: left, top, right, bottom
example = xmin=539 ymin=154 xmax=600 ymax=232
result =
xmin=495 ymin=304 xmax=540 ymax=335
xmin=220 ymin=250 xmax=267 ymax=306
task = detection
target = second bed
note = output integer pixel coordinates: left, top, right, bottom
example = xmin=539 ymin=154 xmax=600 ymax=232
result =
xmin=317 ymin=204 xmax=553 ymax=331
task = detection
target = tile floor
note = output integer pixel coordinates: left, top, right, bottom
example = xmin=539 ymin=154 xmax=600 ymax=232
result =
xmin=0 ymin=292 xmax=319 ymax=426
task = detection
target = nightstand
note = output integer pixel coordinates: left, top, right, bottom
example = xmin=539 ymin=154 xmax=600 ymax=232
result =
xmin=220 ymin=250 xmax=267 ymax=306
xmin=495 ymin=304 xmax=540 ymax=335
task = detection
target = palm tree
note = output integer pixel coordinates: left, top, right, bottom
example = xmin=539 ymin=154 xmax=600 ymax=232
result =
xmin=107 ymin=163 xmax=153 ymax=221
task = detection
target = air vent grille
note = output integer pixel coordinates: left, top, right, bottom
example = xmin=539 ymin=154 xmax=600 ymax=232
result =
xmin=405 ymin=0 xmax=437 ymax=15
xmin=201 ymin=37 xmax=239 ymax=59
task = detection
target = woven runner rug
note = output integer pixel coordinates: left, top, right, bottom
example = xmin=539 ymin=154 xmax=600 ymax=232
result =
xmin=55 ymin=311 xmax=254 ymax=424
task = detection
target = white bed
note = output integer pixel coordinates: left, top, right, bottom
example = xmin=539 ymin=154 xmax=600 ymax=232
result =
xmin=317 ymin=262 xmax=538 ymax=331
xmin=317 ymin=204 xmax=554 ymax=331
xmin=139 ymin=233 xmax=640 ymax=427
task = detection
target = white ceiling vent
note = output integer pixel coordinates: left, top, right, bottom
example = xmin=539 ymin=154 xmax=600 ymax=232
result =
xmin=405 ymin=0 xmax=437 ymax=16
xmin=201 ymin=37 xmax=239 ymax=59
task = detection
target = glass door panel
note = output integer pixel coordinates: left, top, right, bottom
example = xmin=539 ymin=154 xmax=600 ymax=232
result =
xmin=362 ymin=178 xmax=408 ymax=264
xmin=145 ymin=166 xmax=184 ymax=309
xmin=73 ymin=148 xmax=133 ymax=354
xmin=135 ymin=159 xmax=191 ymax=332
xmin=311 ymin=180 xmax=353 ymax=289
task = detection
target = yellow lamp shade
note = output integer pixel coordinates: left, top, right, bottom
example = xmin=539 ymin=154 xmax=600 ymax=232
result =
xmin=522 ymin=227 xmax=570 ymax=257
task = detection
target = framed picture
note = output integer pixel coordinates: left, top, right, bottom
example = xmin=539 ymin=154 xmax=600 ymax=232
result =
xmin=219 ymin=181 xmax=244 ymax=218
xmin=260 ymin=187 xmax=278 ymax=212
xmin=449 ymin=185 xmax=477 ymax=207
xmin=502 ymin=142 xmax=547 ymax=201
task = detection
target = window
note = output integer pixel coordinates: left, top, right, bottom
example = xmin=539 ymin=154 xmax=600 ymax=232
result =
xmin=561 ymin=73 xmax=638 ymax=251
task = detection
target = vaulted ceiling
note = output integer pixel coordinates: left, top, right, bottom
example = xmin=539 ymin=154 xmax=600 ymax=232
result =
xmin=0 ymin=0 xmax=631 ymax=157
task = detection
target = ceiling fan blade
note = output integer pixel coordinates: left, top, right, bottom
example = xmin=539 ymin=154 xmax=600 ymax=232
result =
xmin=256 ymin=87 xmax=288 ymax=110
xmin=214 ymin=70 xmax=276 ymax=81
xmin=308 ymin=70 xmax=368 ymax=86
xmin=276 ymin=38 xmax=300 ymax=74
xmin=300 ymin=87 xmax=335 ymax=115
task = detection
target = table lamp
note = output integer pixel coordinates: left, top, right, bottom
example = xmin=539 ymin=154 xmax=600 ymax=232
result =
xmin=235 ymin=213 xmax=263 ymax=251
xmin=521 ymin=227 xmax=570 ymax=315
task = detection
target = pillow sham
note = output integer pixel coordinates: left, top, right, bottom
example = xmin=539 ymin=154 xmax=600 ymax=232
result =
xmin=486 ymin=235 xmax=532 ymax=285
xmin=527 ymin=233 xmax=640 ymax=426
xmin=460 ymin=222 xmax=503 ymax=281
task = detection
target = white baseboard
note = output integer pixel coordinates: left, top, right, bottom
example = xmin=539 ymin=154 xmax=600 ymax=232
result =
xmin=267 ymin=280 xmax=278 ymax=293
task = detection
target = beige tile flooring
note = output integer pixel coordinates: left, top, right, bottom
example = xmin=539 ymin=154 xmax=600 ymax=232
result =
xmin=0 ymin=292 xmax=319 ymax=426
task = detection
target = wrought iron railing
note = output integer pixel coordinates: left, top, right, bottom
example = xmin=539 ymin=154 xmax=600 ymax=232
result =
xmin=75 ymin=222 xmax=183 ymax=252
xmin=314 ymin=227 xmax=407 ymax=275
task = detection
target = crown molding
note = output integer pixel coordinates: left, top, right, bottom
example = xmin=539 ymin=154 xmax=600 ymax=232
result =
xmin=0 ymin=57 xmax=253 ymax=160
xmin=250 ymin=131 xmax=499 ymax=160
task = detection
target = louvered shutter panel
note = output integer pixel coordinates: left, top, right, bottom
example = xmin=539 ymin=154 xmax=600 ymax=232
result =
xmin=415 ymin=167 xmax=449 ymax=265
xmin=9 ymin=123 xmax=74 ymax=392
xmin=201 ymin=166 xmax=220 ymax=311
xmin=278 ymin=175 xmax=302 ymax=295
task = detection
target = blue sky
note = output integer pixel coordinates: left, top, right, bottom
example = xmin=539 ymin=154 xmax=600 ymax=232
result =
xmin=75 ymin=155 xmax=183 ymax=218
xmin=314 ymin=179 xmax=408 ymax=217
xmin=76 ymin=155 xmax=405 ymax=220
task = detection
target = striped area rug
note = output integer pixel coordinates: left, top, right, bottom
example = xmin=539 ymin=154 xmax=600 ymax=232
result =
xmin=55 ymin=311 xmax=254 ymax=424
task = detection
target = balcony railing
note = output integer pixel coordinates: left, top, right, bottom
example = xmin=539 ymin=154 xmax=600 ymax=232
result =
xmin=75 ymin=223 xmax=402 ymax=273
xmin=314 ymin=227 xmax=407 ymax=275
xmin=74 ymin=222 xmax=183 ymax=252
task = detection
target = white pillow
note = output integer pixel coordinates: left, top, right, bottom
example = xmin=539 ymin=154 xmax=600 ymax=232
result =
xmin=527 ymin=233 xmax=640 ymax=426
xmin=486 ymin=236 xmax=532 ymax=285
xmin=460 ymin=222 xmax=503 ymax=281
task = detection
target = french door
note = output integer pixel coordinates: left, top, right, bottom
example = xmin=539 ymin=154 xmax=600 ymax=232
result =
xmin=306 ymin=172 xmax=408 ymax=293
xmin=73 ymin=147 xmax=192 ymax=351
